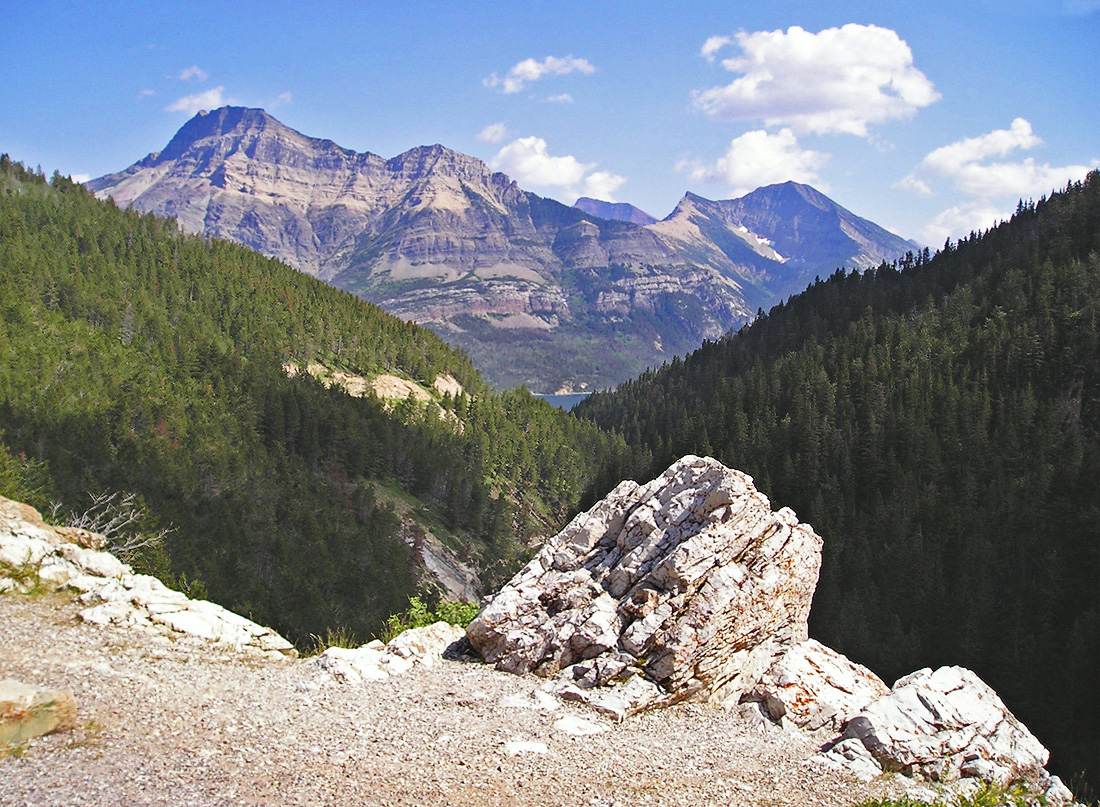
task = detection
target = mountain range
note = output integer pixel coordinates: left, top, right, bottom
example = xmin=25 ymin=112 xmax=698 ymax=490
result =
xmin=88 ymin=106 xmax=919 ymax=391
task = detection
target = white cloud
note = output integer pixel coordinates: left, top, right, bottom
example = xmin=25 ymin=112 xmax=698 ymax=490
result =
xmin=166 ymin=86 xmax=228 ymax=115
xmin=491 ymin=136 xmax=592 ymax=187
xmin=677 ymin=128 xmax=828 ymax=196
xmin=920 ymin=203 xmax=1012 ymax=245
xmin=490 ymin=136 xmax=626 ymax=201
xmin=137 ymin=89 xmax=156 ymax=99
xmin=477 ymin=123 xmax=508 ymax=143
xmin=484 ymin=55 xmax=596 ymax=94
xmin=581 ymin=171 xmax=627 ymax=201
xmin=693 ymin=24 xmax=940 ymax=136
xmin=700 ymin=35 xmax=733 ymax=62
xmin=545 ymin=93 xmax=574 ymax=104
xmin=904 ymin=118 xmax=1098 ymax=199
xmin=70 ymin=173 xmax=91 ymax=184
xmin=177 ymin=65 xmax=209 ymax=82
xmin=894 ymin=174 xmax=932 ymax=196
xmin=271 ymin=91 xmax=293 ymax=108
xmin=903 ymin=118 xmax=1099 ymax=242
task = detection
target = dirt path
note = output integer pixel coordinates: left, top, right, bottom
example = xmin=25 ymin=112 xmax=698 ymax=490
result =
xmin=1 ymin=593 xmax=909 ymax=807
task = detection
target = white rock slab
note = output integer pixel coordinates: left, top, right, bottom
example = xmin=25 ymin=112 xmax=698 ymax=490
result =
xmin=0 ymin=495 xmax=295 ymax=658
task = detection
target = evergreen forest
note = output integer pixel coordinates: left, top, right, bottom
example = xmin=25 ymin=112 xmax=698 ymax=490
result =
xmin=576 ymin=171 xmax=1100 ymax=790
xmin=0 ymin=156 xmax=635 ymax=647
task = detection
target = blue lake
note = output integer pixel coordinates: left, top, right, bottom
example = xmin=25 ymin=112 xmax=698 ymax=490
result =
xmin=534 ymin=393 xmax=592 ymax=411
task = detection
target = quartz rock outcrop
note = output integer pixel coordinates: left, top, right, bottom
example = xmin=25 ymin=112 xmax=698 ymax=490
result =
xmin=466 ymin=455 xmax=823 ymax=718
xmin=817 ymin=665 xmax=1074 ymax=804
xmin=833 ymin=667 xmax=1067 ymax=794
xmin=0 ymin=496 xmax=296 ymax=658
xmin=313 ymin=621 xmax=465 ymax=684
xmin=746 ymin=639 xmax=890 ymax=732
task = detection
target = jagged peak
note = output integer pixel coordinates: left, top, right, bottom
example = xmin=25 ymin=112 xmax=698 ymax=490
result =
xmin=151 ymin=106 xmax=373 ymax=169
xmin=385 ymin=143 xmax=495 ymax=179
xmin=661 ymin=190 xmax=714 ymax=221
xmin=733 ymin=180 xmax=836 ymax=212
xmin=156 ymin=107 xmax=279 ymax=162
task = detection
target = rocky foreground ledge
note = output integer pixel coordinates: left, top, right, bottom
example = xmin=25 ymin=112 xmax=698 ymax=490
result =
xmin=0 ymin=459 xmax=1076 ymax=805
xmin=0 ymin=496 xmax=295 ymax=657
xmin=464 ymin=456 xmax=1073 ymax=804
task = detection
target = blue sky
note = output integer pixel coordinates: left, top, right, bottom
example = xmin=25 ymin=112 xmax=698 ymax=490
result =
xmin=3 ymin=0 xmax=1097 ymax=245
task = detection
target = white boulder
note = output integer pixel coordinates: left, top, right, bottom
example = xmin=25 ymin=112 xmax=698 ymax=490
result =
xmin=745 ymin=639 xmax=890 ymax=732
xmin=313 ymin=621 xmax=465 ymax=684
xmin=467 ymin=455 xmax=824 ymax=718
xmin=824 ymin=665 xmax=1073 ymax=804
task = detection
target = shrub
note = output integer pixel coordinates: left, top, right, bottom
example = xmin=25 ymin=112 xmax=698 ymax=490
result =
xmin=379 ymin=596 xmax=480 ymax=642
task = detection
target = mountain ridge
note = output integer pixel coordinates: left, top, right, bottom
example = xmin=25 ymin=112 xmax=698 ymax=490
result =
xmin=88 ymin=106 xmax=919 ymax=390
xmin=573 ymin=196 xmax=657 ymax=225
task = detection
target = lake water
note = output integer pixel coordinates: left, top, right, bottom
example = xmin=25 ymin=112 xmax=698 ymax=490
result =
xmin=534 ymin=393 xmax=592 ymax=411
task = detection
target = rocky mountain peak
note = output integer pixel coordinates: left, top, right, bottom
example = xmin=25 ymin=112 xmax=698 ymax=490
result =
xmin=385 ymin=143 xmax=493 ymax=182
xmin=88 ymin=108 xmax=921 ymax=391
xmin=151 ymin=106 xmax=290 ymax=166
xmin=573 ymin=197 xmax=657 ymax=226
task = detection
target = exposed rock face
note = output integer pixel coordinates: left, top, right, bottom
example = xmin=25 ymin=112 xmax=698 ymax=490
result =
xmin=313 ymin=621 xmax=465 ymax=684
xmin=839 ymin=666 xmax=1053 ymax=784
xmin=746 ymin=639 xmax=890 ymax=732
xmin=466 ymin=455 xmax=823 ymax=718
xmin=88 ymin=107 xmax=917 ymax=391
xmin=0 ymin=496 xmax=296 ymax=658
xmin=816 ymin=665 xmax=1074 ymax=804
xmin=0 ymin=680 xmax=77 ymax=746
xmin=573 ymin=197 xmax=657 ymax=226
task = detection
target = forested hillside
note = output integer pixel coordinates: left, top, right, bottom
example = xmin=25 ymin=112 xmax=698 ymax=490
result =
xmin=577 ymin=172 xmax=1100 ymax=790
xmin=0 ymin=156 xmax=634 ymax=646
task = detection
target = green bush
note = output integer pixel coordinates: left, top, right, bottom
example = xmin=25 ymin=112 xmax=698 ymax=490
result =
xmin=378 ymin=595 xmax=480 ymax=642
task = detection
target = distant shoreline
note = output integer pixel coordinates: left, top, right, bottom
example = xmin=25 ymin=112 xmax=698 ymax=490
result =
xmin=532 ymin=392 xmax=593 ymax=411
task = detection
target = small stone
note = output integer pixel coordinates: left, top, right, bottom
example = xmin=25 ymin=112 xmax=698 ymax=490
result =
xmin=0 ymin=679 xmax=77 ymax=746
xmin=552 ymin=715 xmax=609 ymax=736
xmin=498 ymin=690 xmax=559 ymax=711
xmin=504 ymin=740 xmax=549 ymax=755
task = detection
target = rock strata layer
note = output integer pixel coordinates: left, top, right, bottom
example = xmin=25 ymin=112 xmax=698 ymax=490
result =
xmin=467 ymin=455 xmax=823 ymax=718
xmin=0 ymin=496 xmax=295 ymax=657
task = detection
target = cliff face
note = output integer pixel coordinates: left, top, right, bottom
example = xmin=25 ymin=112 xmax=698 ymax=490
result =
xmin=89 ymin=107 xmax=916 ymax=390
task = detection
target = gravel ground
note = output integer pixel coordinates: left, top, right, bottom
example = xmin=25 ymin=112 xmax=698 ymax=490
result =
xmin=1 ymin=592 xmax=912 ymax=807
